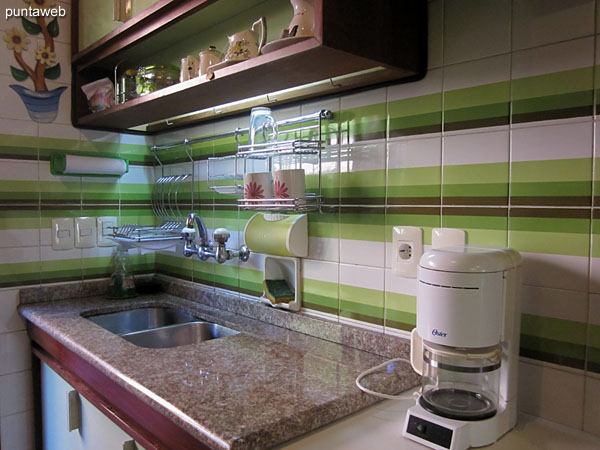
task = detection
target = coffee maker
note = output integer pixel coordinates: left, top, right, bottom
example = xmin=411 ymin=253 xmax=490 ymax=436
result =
xmin=403 ymin=246 xmax=522 ymax=450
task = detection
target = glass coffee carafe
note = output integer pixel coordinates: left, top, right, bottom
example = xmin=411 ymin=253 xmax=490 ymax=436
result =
xmin=420 ymin=342 xmax=501 ymax=421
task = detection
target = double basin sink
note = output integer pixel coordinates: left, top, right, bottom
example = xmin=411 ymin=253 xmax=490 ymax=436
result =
xmin=85 ymin=307 xmax=238 ymax=349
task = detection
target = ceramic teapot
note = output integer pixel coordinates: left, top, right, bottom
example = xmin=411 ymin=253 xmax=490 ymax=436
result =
xmin=287 ymin=0 xmax=314 ymax=37
xmin=225 ymin=17 xmax=267 ymax=61
xmin=198 ymin=46 xmax=224 ymax=77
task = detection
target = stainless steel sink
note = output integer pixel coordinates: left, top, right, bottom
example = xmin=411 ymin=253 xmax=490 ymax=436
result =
xmin=85 ymin=307 xmax=238 ymax=348
xmin=120 ymin=321 xmax=239 ymax=348
xmin=86 ymin=307 xmax=199 ymax=335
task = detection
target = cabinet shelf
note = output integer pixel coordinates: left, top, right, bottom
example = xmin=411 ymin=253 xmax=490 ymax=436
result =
xmin=72 ymin=0 xmax=427 ymax=134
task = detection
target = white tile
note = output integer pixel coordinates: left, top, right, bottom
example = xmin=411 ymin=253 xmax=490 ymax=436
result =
xmin=519 ymin=252 xmax=589 ymax=292
xmin=387 ymin=136 xmax=441 ymax=169
xmin=0 ymin=370 xmax=33 ymax=417
xmin=0 ymin=117 xmax=37 ymax=137
xmin=302 ymin=259 xmax=339 ymax=284
xmin=38 ymin=122 xmax=80 ymax=141
xmin=119 ymin=165 xmax=154 ymax=184
xmin=307 ymin=237 xmax=339 ymax=263
xmin=339 ymin=263 xmax=384 ymax=291
xmin=427 ymin=0 xmax=443 ymax=69
xmin=584 ymin=375 xmax=600 ymax=437
xmin=0 ymin=228 xmax=40 ymax=249
xmin=511 ymin=37 xmax=594 ymax=80
xmin=0 ymin=289 xmax=25 ymax=333
xmin=512 ymin=0 xmax=595 ymax=51
xmin=384 ymin=268 xmax=418 ymax=297
xmin=518 ymin=359 xmax=585 ymax=429
xmin=521 ymin=285 xmax=588 ymax=322
xmin=119 ymin=132 xmax=152 ymax=146
xmin=40 ymin=245 xmax=81 ymax=262
xmin=340 ymin=239 xmax=384 ymax=268
xmin=54 ymin=1 xmax=72 ymax=45
xmin=0 ymin=409 xmax=35 ymax=450
xmin=444 ymin=0 xmax=511 ymax=65
xmin=0 ymin=246 xmax=39 ymax=265
xmin=511 ymin=121 xmax=593 ymax=162
xmin=444 ymin=130 xmax=509 ymax=166
xmin=340 ymin=87 xmax=386 ymax=111
xmin=443 ymin=54 xmax=510 ymax=91
xmin=0 ymin=331 xmax=31 ymax=375
xmin=340 ymin=143 xmax=386 ymax=173
xmin=387 ymin=68 xmax=443 ymax=102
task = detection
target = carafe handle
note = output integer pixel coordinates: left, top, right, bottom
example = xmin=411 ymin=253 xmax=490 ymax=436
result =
xmin=252 ymin=16 xmax=267 ymax=55
xmin=410 ymin=328 xmax=423 ymax=375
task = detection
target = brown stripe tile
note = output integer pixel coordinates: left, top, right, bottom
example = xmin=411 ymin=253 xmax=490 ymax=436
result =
xmin=41 ymin=204 xmax=81 ymax=210
xmin=444 ymin=116 xmax=509 ymax=132
xmin=340 ymin=197 xmax=385 ymax=205
xmin=340 ymin=206 xmax=385 ymax=214
xmin=444 ymin=196 xmax=508 ymax=206
xmin=384 ymin=319 xmax=414 ymax=332
xmin=592 ymin=209 xmax=600 ymax=220
xmin=512 ymin=196 xmax=591 ymax=207
xmin=0 ymin=154 xmax=38 ymax=161
xmin=442 ymin=207 xmax=507 ymax=217
xmin=510 ymin=208 xmax=590 ymax=219
xmin=387 ymin=197 xmax=441 ymax=206
xmin=303 ymin=302 xmax=338 ymax=316
xmin=387 ymin=206 xmax=440 ymax=215
xmin=512 ymin=106 xmax=592 ymax=124
xmin=389 ymin=124 xmax=442 ymax=138
xmin=0 ymin=204 xmax=39 ymax=210
xmin=520 ymin=348 xmax=584 ymax=370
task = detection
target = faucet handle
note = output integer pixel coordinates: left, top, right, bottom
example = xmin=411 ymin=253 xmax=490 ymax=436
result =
xmin=213 ymin=228 xmax=231 ymax=244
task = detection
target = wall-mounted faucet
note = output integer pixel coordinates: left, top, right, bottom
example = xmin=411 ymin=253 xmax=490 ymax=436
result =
xmin=181 ymin=213 xmax=250 ymax=263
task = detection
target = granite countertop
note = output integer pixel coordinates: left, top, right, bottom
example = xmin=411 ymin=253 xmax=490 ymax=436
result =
xmin=19 ymin=285 xmax=419 ymax=450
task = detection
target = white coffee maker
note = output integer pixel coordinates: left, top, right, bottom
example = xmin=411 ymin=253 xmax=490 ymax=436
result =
xmin=403 ymin=246 xmax=522 ymax=450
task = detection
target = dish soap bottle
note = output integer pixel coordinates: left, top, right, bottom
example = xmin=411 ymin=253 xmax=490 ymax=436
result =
xmin=107 ymin=246 xmax=137 ymax=299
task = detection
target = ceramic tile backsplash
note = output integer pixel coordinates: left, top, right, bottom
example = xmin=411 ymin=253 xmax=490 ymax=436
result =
xmin=1 ymin=0 xmax=600 ymax=438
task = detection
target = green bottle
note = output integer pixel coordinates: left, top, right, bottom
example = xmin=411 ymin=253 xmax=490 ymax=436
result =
xmin=107 ymin=246 xmax=137 ymax=299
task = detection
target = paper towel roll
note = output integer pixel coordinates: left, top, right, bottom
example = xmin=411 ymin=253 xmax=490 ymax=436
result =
xmin=51 ymin=154 xmax=128 ymax=176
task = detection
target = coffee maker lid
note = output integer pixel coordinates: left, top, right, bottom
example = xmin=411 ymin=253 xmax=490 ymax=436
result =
xmin=419 ymin=246 xmax=521 ymax=273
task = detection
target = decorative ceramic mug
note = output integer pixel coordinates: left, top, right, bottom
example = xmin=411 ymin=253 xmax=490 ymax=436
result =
xmin=199 ymin=46 xmax=224 ymax=78
xmin=273 ymin=169 xmax=305 ymax=202
xmin=180 ymin=55 xmax=198 ymax=82
xmin=225 ymin=17 xmax=267 ymax=61
xmin=244 ymin=172 xmax=273 ymax=204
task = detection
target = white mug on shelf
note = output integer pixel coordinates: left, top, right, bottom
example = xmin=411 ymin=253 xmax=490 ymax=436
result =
xmin=273 ymin=169 xmax=305 ymax=203
xmin=180 ymin=55 xmax=199 ymax=82
xmin=244 ymin=172 xmax=273 ymax=204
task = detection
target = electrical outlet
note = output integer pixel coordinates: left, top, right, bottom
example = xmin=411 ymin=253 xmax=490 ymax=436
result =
xmin=392 ymin=226 xmax=423 ymax=278
xmin=97 ymin=216 xmax=117 ymax=247
xmin=52 ymin=218 xmax=74 ymax=250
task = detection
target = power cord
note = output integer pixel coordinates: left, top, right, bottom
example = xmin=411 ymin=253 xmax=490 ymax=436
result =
xmin=355 ymin=357 xmax=420 ymax=400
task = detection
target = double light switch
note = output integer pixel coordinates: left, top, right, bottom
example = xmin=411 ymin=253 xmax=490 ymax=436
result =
xmin=52 ymin=217 xmax=100 ymax=250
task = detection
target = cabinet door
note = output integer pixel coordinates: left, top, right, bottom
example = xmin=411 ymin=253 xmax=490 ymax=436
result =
xmin=42 ymin=362 xmax=145 ymax=450
xmin=41 ymin=362 xmax=83 ymax=450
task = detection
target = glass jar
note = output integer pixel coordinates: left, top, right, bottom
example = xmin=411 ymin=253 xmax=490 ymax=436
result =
xmin=420 ymin=342 xmax=501 ymax=421
xmin=135 ymin=64 xmax=179 ymax=97
xmin=117 ymin=69 xmax=138 ymax=104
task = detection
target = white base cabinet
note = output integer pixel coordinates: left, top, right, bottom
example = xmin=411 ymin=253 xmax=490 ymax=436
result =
xmin=41 ymin=362 xmax=145 ymax=450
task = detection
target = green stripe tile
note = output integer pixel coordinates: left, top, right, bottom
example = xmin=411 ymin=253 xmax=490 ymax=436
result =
xmin=302 ymin=278 xmax=338 ymax=314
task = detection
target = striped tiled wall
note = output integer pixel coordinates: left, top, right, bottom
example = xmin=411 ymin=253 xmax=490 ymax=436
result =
xmin=150 ymin=0 xmax=600 ymax=434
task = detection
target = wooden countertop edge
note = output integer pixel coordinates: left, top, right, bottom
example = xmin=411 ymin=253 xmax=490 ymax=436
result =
xmin=29 ymin=322 xmax=215 ymax=450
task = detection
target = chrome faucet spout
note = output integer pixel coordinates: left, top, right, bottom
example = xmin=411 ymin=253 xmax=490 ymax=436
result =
xmin=185 ymin=212 xmax=209 ymax=247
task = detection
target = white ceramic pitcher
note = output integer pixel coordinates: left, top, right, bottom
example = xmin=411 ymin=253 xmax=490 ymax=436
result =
xmin=225 ymin=17 xmax=267 ymax=61
xmin=287 ymin=0 xmax=314 ymax=37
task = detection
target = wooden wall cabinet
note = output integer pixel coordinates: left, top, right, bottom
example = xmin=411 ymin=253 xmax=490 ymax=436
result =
xmin=72 ymin=0 xmax=427 ymax=134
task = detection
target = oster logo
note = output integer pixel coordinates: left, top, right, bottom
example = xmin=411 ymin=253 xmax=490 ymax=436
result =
xmin=432 ymin=329 xmax=447 ymax=338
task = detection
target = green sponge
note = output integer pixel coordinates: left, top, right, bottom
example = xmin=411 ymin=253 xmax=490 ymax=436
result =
xmin=263 ymin=279 xmax=295 ymax=304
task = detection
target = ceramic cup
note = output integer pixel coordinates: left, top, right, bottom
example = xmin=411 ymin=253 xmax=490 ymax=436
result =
xmin=180 ymin=55 xmax=199 ymax=82
xmin=244 ymin=172 xmax=273 ymax=204
xmin=273 ymin=169 xmax=305 ymax=202
xmin=199 ymin=46 xmax=224 ymax=78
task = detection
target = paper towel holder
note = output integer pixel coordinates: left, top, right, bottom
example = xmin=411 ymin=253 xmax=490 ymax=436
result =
xmin=50 ymin=153 xmax=129 ymax=177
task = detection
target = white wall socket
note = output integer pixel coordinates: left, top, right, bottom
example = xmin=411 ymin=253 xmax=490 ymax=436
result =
xmin=75 ymin=217 xmax=96 ymax=248
xmin=432 ymin=228 xmax=466 ymax=249
xmin=51 ymin=218 xmax=74 ymax=250
xmin=392 ymin=226 xmax=423 ymax=278
xmin=97 ymin=216 xmax=117 ymax=247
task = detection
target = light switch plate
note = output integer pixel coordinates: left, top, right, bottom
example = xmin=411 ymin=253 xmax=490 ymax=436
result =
xmin=392 ymin=226 xmax=423 ymax=278
xmin=432 ymin=228 xmax=466 ymax=249
xmin=75 ymin=217 xmax=96 ymax=248
xmin=97 ymin=216 xmax=117 ymax=247
xmin=51 ymin=218 xmax=74 ymax=250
